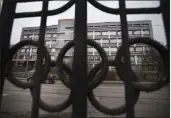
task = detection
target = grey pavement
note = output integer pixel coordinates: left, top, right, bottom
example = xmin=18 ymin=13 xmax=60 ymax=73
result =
xmin=1 ymin=80 xmax=170 ymax=118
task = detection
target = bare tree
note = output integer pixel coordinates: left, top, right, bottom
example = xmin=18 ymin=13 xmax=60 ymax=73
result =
xmin=140 ymin=46 xmax=162 ymax=78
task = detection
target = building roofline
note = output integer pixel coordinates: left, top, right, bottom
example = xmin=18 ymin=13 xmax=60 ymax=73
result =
xmin=21 ymin=20 xmax=151 ymax=29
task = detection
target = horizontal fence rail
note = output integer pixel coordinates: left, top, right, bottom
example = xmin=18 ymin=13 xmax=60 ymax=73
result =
xmin=0 ymin=0 xmax=169 ymax=118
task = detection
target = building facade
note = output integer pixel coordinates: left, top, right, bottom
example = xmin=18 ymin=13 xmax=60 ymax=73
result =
xmin=15 ymin=19 xmax=153 ymax=70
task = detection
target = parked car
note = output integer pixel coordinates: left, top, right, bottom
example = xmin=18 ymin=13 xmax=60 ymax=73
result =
xmin=27 ymin=73 xmax=55 ymax=84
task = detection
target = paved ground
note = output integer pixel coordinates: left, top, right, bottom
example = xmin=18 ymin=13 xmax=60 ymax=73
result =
xmin=0 ymin=79 xmax=170 ymax=118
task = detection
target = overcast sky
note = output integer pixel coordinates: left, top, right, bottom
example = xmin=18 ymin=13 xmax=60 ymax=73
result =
xmin=10 ymin=1 xmax=166 ymax=45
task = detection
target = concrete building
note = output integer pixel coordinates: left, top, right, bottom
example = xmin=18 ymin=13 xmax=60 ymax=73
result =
xmin=15 ymin=19 xmax=153 ymax=70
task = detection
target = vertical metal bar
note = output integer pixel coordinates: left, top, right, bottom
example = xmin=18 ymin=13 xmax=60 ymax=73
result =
xmin=160 ymin=0 xmax=170 ymax=84
xmin=119 ymin=0 xmax=135 ymax=118
xmin=31 ymin=1 xmax=48 ymax=118
xmin=0 ymin=0 xmax=16 ymax=114
xmin=0 ymin=0 xmax=2 ymax=14
xmin=161 ymin=0 xmax=170 ymax=49
xmin=72 ymin=0 xmax=87 ymax=117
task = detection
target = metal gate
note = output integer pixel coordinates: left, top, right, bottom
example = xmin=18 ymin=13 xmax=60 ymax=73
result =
xmin=0 ymin=0 xmax=169 ymax=118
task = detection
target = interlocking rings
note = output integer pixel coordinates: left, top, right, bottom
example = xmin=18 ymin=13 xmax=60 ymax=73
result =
xmin=6 ymin=40 xmax=51 ymax=89
xmin=116 ymin=37 xmax=169 ymax=92
xmin=5 ymin=37 xmax=169 ymax=115
xmin=88 ymin=60 xmax=140 ymax=115
xmin=56 ymin=39 xmax=109 ymax=90
xmin=87 ymin=37 xmax=168 ymax=115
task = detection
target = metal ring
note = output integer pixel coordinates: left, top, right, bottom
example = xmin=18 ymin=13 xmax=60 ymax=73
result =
xmin=30 ymin=61 xmax=72 ymax=112
xmin=116 ymin=37 xmax=169 ymax=92
xmin=56 ymin=39 xmax=109 ymax=90
xmin=88 ymin=60 xmax=140 ymax=115
xmin=38 ymin=93 xmax=72 ymax=112
xmin=6 ymin=40 xmax=51 ymax=89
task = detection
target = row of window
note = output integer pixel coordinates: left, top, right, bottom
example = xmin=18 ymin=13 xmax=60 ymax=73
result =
xmin=18 ymin=54 xmax=143 ymax=62
xmin=22 ymin=33 xmax=58 ymax=39
xmin=88 ymin=46 xmax=148 ymax=53
xmin=87 ymin=55 xmax=143 ymax=62
xmin=87 ymin=29 xmax=150 ymax=36
xmin=45 ymin=40 xmax=56 ymax=44
xmin=87 ymin=23 xmax=149 ymax=28
xmin=23 ymin=28 xmax=57 ymax=32
xmin=87 ymin=47 xmax=148 ymax=52
xmin=94 ymin=39 xmax=122 ymax=44
xmin=20 ymin=48 xmax=57 ymax=53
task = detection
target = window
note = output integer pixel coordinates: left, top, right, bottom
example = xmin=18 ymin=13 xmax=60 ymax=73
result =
xmin=95 ymin=40 xmax=101 ymax=43
xmin=129 ymin=47 xmax=134 ymax=52
xmin=51 ymin=56 xmax=55 ymax=60
xmin=88 ymin=48 xmax=93 ymax=52
xmin=88 ymin=26 xmax=94 ymax=28
xmin=118 ymin=43 xmax=122 ymax=46
xmin=102 ymin=40 xmax=109 ymax=44
xmin=109 ymin=25 xmax=116 ymax=27
xmin=109 ymin=56 xmax=115 ymax=60
xmin=31 ymin=56 xmax=37 ymax=59
xmin=142 ymin=24 xmax=149 ymax=26
xmin=19 ymin=55 xmax=24 ymax=59
xmin=110 ymin=39 xmax=117 ymax=43
xmin=110 ymin=31 xmax=116 ymax=35
xmin=88 ymin=32 xmax=93 ymax=36
xmin=46 ymin=34 xmax=51 ymax=38
xmin=34 ymin=34 xmax=39 ymax=39
xmin=104 ymin=48 xmax=109 ymax=52
xmin=117 ymin=38 xmax=122 ymax=43
xmin=144 ymin=46 xmax=151 ymax=51
xmin=94 ymin=56 xmax=101 ymax=61
xmin=143 ymin=29 xmax=150 ymax=34
xmin=102 ymin=31 xmax=108 ymax=35
xmin=117 ymin=31 xmax=121 ymax=35
xmin=28 ymin=35 xmax=33 ymax=39
xmin=52 ymin=33 xmax=57 ymax=37
xmin=52 ymin=40 xmax=56 ymax=44
xmin=54 ymin=28 xmax=57 ymax=31
xmin=88 ymin=56 xmax=93 ymax=61
xmin=136 ymin=47 xmax=143 ymax=51
xmin=94 ymin=32 xmax=101 ymax=35
xmin=51 ymin=48 xmax=56 ymax=52
xmin=65 ymin=40 xmax=70 ymax=44
xmin=21 ymin=49 xmax=25 ymax=52
xmin=46 ymin=28 xmax=51 ymax=31
xmin=29 ymin=29 xmax=34 ymax=32
xmin=128 ymin=31 xmax=132 ymax=34
xmin=128 ymin=24 xmax=132 ymax=27
xmin=94 ymin=26 xmax=100 ymax=28
xmin=23 ymin=35 xmax=27 ymax=39
xmin=32 ymin=48 xmax=37 ymax=52
xmin=35 ymin=29 xmax=39 ymax=32
xmin=134 ymin=30 xmax=141 ymax=35
xmin=26 ymin=49 xmax=30 ymax=52
xmin=130 ymin=56 xmax=135 ymax=61
xmin=110 ymin=48 xmax=117 ymax=52
xmin=137 ymin=56 xmax=142 ymax=62
xmin=45 ymin=41 xmax=50 ymax=44
xmin=133 ymin=24 xmax=141 ymax=26
xmin=24 ymin=30 xmax=29 ymax=32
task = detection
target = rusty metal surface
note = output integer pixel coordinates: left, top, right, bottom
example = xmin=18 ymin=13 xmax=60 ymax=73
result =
xmin=0 ymin=0 xmax=169 ymax=118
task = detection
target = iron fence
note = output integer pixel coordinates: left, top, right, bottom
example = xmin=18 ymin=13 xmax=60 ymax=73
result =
xmin=0 ymin=0 xmax=169 ymax=118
